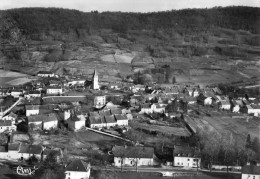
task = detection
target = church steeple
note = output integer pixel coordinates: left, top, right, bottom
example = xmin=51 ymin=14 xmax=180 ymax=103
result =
xmin=92 ymin=68 xmax=99 ymax=90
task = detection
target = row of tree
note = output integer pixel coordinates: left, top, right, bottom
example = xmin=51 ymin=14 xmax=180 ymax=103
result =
xmin=195 ymin=127 xmax=260 ymax=171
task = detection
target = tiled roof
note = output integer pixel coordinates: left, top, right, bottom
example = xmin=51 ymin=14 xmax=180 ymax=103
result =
xmin=42 ymin=149 xmax=61 ymax=156
xmin=89 ymin=116 xmax=105 ymax=124
xmin=0 ymin=120 xmax=12 ymax=126
xmin=110 ymin=109 xmax=122 ymax=115
xmin=65 ymin=159 xmax=90 ymax=172
xmin=104 ymin=115 xmax=116 ymax=123
xmin=114 ymin=114 xmax=128 ymax=121
xmin=19 ymin=144 xmax=42 ymax=154
xmin=89 ymin=111 xmax=100 ymax=117
xmin=99 ymin=110 xmax=111 ymax=116
xmin=8 ymin=143 xmax=20 ymax=151
xmin=242 ymin=165 xmax=260 ymax=175
xmin=38 ymin=71 xmax=53 ymax=74
xmin=112 ymin=145 xmax=154 ymax=158
xmin=28 ymin=113 xmax=58 ymax=123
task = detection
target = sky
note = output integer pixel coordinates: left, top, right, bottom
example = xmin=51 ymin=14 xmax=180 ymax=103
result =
xmin=1 ymin=0 xmax=260 ymax=12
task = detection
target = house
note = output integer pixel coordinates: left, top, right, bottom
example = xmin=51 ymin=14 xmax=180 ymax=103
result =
xmin=25 ymin=104 xmax=56 ymax=116
xmin=0 ymin=120 xmax=16 ymax=133
xmin=28 ymin=115 xmax=44 ymax=130
xmin=65 ymin=159 xmax=91 ymax=179
xmin=112 ymin=145 xmax=155 ymax=167
xmin=114 ymin=114 xmax=128 ymax=126
xmin=132 ymin=85 xmax=145 ymax=93
xmin=241 ymin=165 xmax=260 ymax=179
xmin=18 ymin=144 xmax=43 ymax=161
xmin=2 ymin=112 xmax=17 ymax=124
xmin=173 ymin=145 xmax=201 ymax=168
xmin=151 ymin=103 xmax=165 ymax=113
xmin=68 ymin=78 xmax=86 ymax=86
xmin=99 ymin=110 xmax=111 ymax=116
xmin=28 ymin=91 xmax=41 ymax=98
xmin=26 ymin=105 xmax=40 ymax=116
xmin=68 ymin=115 xmax=86 ymax=131
xmin=28 ymin=113 xmax=59 ymax=130
xmin=139 ymin=103 xmax=152 ymax=114
xmin=231 ymin=100 xmax=240 ymax=113
xmin=88 ymin=116 xmax=106 ymax=129
xmin=37 ymin=71 xmax=55 ymax=78
xmin=183 ymin=96 xmax=197 ymax=105
xmin=111 ymin=108 xmax=122 ymax=115
xmin=165 ymin=87 xmax=179 ymax=95
xmin=8 ymin=143 xmax=21 ymax=160
xmin=42 ymin=113 xmax=59 ymax=130
xmin=10 ymin=89 xmax=23 ymax=98
xmin=104 ymin=115 xmax=117 ymax=128
xmin=247 ymin=105 xmax=260 ymax=116
xmin=219 ymin=100 xmax=231 ymax=110
xmin=46 ymin=86 xmax=63 ymax=95
xmin=94 ymin=96 xmax=106 ymax=109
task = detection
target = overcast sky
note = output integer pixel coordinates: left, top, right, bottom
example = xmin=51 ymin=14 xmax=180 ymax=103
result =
xmin=1 ymin=0 xmax=259 ymax=12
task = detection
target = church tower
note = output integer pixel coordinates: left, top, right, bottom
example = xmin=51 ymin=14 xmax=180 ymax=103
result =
xmin=92 ymin=68 xmax=99 ymax=90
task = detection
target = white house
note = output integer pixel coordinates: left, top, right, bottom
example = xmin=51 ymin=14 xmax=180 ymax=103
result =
xmin=112 ymin=145 xmax=155 ymax=167
xmin=204 ymin=97 xmax=213 ymax=105
xmin=174 ymin=156 xmax=201 ymax=168
xmin=28 ymin=91 xmax=41 ymax=98
xmin=65 ymin=159 xmax=91 ymax=179
xmin=231 ymin=100 xmax=241 ymax=113
xmin=151 ymin=103 xmax=165 ymax=113
xmin=37 ymin=71 xmax=55 ymax=77
xmin=10 ymin=90 xmax=23 ymax=98
xmin=7 ymin=143 xmax=21 ymax=161
xmin=28 ymin=113 xmax=58 ymax=130
xmin=94 ymin=96 xmax=106 ymax=109
xmin=114 ymin=114 xmax=128 ymax=126
xmin=2 ymin=112 xmax=17 ymax=125
xmin=18 ymin=144 xmax=43 ymax=161
xmin=219 ymin=100 xmax=231 ymax=110
xmin=104 ymin=115 xmax=117 ymax=128
xmin=68 ymin=78 xmax=86 ymax=86
xmin=241 ymin=165 xmax=260 ymax=179
xmin=42 ymin=113 xmax=59 ymax=130
xmin=46 ymin=86 xmax=63 ymax=95
xmin=68 ymin=115 xmax=86 ymax=131
xmin=247 ymin=105 xmax=260 ymax=117
xmin=173 ymin=145 xmax=201 ymax=168
xmin=88 ymin=116 xmax=106 ymax=129
xmin=139 ymin=103 xmax=152 ymax=114
xmin=26 ymin=105 xmax=40 ymax=116
xmin=0 ymin=120 xmax=16 ymax=133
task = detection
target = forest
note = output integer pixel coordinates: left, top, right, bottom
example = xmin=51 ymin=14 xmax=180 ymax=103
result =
xmin=3 ymin=6 xmax=260 ymax=38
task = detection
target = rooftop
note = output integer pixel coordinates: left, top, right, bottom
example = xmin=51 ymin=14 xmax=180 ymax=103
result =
xmin=19 ymin=144 xmax=42 ymax=154
xmin=65 ymin=159 xmax=90 ymax=172
xmin=242 ymin=165 xmax=260 ymax=175
xmin=112 ymin=145 xmax=154 ymax=158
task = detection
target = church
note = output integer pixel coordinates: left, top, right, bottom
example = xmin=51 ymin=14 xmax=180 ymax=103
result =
xmin=92 ymin=68 xmax=99 ymax=90
xmin=84 ymin=68 xmax=99 ymax=90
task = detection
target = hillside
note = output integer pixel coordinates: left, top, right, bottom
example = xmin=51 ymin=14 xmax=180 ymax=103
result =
xmin=0 ymin=7 xmax=260 ymax=86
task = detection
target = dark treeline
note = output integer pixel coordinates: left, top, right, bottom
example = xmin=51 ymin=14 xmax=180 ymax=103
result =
xmin=4 ymin=6 xmax=260 ymax=37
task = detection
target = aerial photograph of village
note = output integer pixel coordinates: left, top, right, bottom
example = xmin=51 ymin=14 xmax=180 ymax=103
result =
xmin=0 ymin=0 xmax=259 ymax=179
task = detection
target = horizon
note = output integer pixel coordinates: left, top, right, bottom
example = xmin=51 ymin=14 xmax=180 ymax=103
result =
xmin=1 ymin=0 xmax=260 ymax=13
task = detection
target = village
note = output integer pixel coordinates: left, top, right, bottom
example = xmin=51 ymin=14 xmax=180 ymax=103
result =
xmin=0 ymin=68 xmax=259 ymax=179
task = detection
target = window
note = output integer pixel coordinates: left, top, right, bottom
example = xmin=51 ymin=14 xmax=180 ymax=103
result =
xmin=193 ymin=159 xmax=197 ymax=162
xmin=187 ymin=159 xmax=190 ymax=161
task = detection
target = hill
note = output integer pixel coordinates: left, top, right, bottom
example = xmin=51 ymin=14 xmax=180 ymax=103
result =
xmin=0 ymin=6 xmax=260 ymax=86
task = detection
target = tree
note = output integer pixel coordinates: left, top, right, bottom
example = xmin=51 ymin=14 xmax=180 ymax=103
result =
xmin=246 ymin=134 xmax=251 ymax=148
xmin=35 ymin=151 xmax=65 ymax=179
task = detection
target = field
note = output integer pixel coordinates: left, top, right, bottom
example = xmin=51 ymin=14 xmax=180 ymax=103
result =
xmin=187 ymin=108 xmax=260 ymax=143
xmin=0 ymin=70 xmax=31 ymax=87
xmin=30 ymin=130 xmax=127 ymax=164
